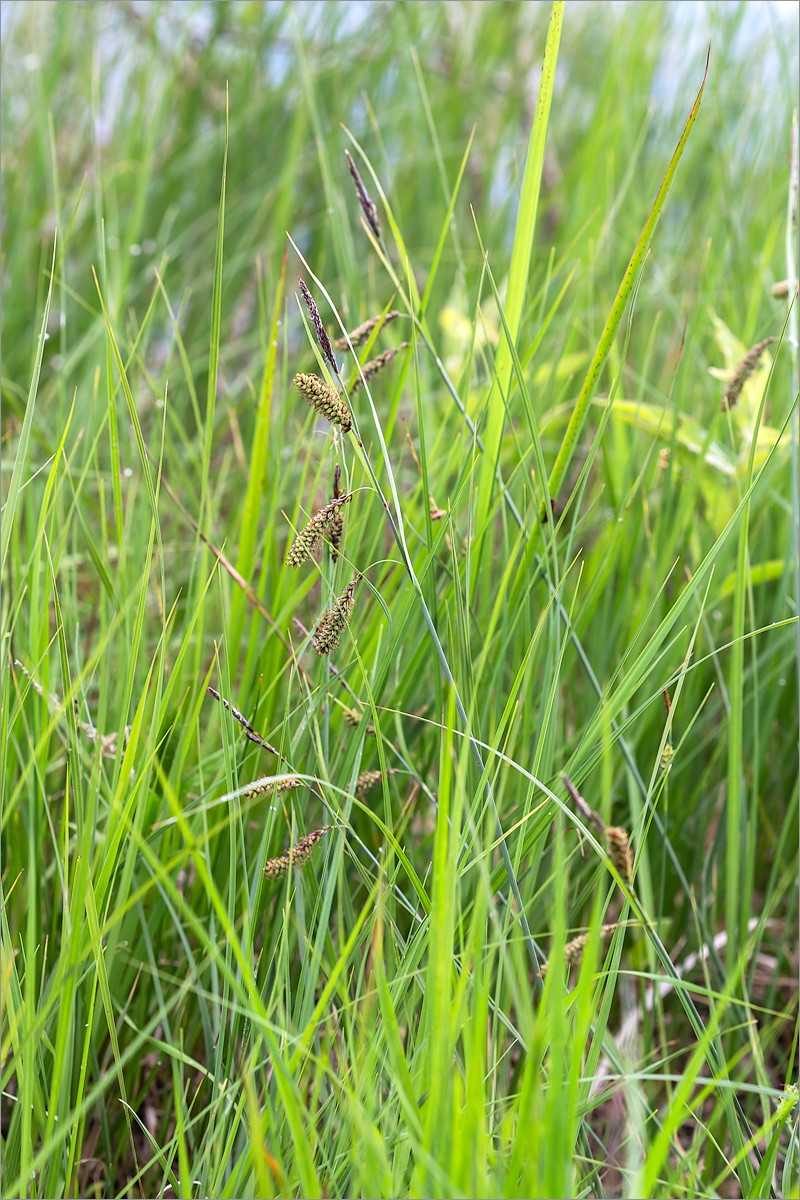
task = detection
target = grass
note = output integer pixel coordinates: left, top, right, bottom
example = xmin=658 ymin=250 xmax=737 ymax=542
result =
xmin=1 ymin=1 xmax=799 ymax=1197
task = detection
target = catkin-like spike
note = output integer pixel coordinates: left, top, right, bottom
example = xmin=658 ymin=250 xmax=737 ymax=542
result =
xmin=345 ymin=149 xmax=381 ymax=241
xmin=721 ymin=337 xmax=776 ymax=410
xmin=606 ymin=826 xmax=633 ymax=886
xmin=343 ymin=706 xmax=375 ymax=735
xmin=350 ymin=344 xmax=409 ymax=393
xmin=354 ymin=768 xmax=399 ymax=795
xmin=240 ymin=776 xmax=303 ymax=798
xmin=293 ymin=373 xmax=352 ymax=432
xmin=298 ymin=278 xmax=339 ymax=375
xmin=541 ymin=924 xmax=617 ymax=974
xmin=334 ymin=310 xmax=400 ymax=350
xmin=659 ymin=744 xmax=675 ymax=772
xmin=286 ymin=494 xmax=353 ymax=567
xmin=312 ymin=576 xmax=361 ymax=656
xmin=263 ymin=827 xmax=331 ymax=879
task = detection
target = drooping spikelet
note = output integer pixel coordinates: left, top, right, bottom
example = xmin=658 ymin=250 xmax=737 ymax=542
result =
xmin=721 ymin=337 xmax=775 ymax=410
xmin=606 ymin=826 xmax=633 ymax=887
xmin=286 ymin=494 xmax=353 ymax=567
xmin=350 ymin=344 xmax=409 ymax=393
xmin=345 ymin=149 xmax=381 ymax=241
xmin=354 ymin=768 xmax=399 ymax=796
xmin=334 ymin=310 xmax=400 ymax=350
xmin=293 ymin=373 xmax=352 ymax=432
xmin=312 ymin=576 xmax=361 ymax=656
xmin=298 ymin=278 xmax=339 ymax=375
xmin=541 ymin=924 xmax=617 ymax=974
xmin=329 ymin=463 xmax=345 ymax=563
xmin=263 ymin=827 xmax=331 ymax=880
xmin=343 ymin=706 xmax=375 ymax=736
xmin=240 ymin=775 xmax=303 ymax=798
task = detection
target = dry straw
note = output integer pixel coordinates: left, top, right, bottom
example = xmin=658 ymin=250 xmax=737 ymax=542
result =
xmin=312 ymin=576 xmax=361 ymax=656
xmin=263 ymin=827 xmax=331 ymax=879
xmin=293 ymin=372 xmax=352 ymax=432
xmin=298 ymin=278 xmax=339 ymax=375
xmin=345 ymin=149 xmax=381 ymax=241
xmin=334 ymin=310 xmax=400 ymax=350
xmin=286 ymin=494 xmax=352 ymax=567
xmin=721 ymin=336 xmax=775 ymax=410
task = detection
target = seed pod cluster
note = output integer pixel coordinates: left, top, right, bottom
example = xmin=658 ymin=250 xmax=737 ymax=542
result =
xmin=312 ymin=576 xmax=361 ymax=656
xmin=286 ymin=494 xmax=353 ymax=568
xmin=263 ymin=827 xmax=331 ymax=880
xmin=293 ymin=372 xmax=352 ymax=432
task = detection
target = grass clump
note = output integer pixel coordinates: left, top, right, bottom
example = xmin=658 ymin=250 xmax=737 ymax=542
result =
xmin=1 ymin=2 xmax=798 ymax=1198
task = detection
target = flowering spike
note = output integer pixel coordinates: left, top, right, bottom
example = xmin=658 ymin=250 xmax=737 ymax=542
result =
xmin=334 ymin=310 xmax=400 ymax=350
xmin=343 ymin=706 xmax=375 ymax=735
xmin=312 ymin=576 xmax=361 ymax=656
xmin=298 ymin=278 xmax=339 ymax=375
xmin=355 ymin=768 xmax=399 ymax=795
xmin=722 ymin=337 xmax=775 ymax=410
xmin=263 ymin=827 xmax=331 ymax=879
xmin=606 ymin=826 xmax=633 ymax=886
xmin=240 ymin=775 xmax=303 ymax=798
xmin=293 ymin=372 xmax=352 ymax=432
xmin=345 ymin=149 xmax=381 ymax=241
xmin=286 ymin=494 xmax=353 ymax=567
xmin=351 ymin=344 xmax=408 ymax=393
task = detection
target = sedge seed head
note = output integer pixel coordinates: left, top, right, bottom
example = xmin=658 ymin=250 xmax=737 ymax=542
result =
xmin=312 ymin=576 xmax=361 ymax=656
xmin=263 ymin=827 xmax=331 ymax=879
xmin=298 ymin=278 xmax=339 ymax=375
xmin=286 ymin=494 xmax=352 ymax=567
xmin=606 ymin=826 xmax=633 ymax=886
xmin=293 ymin=372 xmax=352 ymax=432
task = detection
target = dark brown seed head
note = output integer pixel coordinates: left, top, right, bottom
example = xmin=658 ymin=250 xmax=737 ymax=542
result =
xmin=334 ymin=310 xmax=400 ymax=351
xmin=298 ymin=278 xmax=339 ymax=375
xmin=286 ymin=494 xmax=353 ymax=567
xmin=293 ymin=372 xmax=352 ymax=431
xmin=345 ymin=149 xmax=381 ymax=241
xmin=263 ymin=827 xmax=331 ymax=879
xmin=312 ymin=576 xmax=361 ymax=656
xmin=722 ymin=337 xmax=776 ymax=411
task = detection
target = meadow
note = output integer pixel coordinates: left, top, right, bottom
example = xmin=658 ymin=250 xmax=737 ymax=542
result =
xmin=1 ymin=2 xmax=798 ymax=1196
